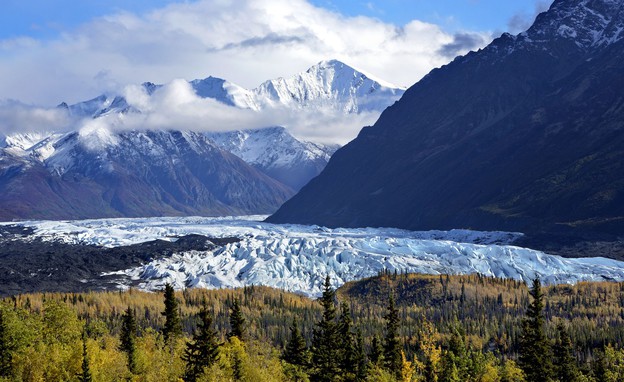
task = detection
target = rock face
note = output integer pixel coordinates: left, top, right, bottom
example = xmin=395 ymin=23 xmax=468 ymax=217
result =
xmin=0 ymin=130 xmax=293 ymax=220
xmin=268 ymin=0 xmax=624 ymax=239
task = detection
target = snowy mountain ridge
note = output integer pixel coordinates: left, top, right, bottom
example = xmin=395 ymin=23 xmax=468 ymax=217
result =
xmin=7 ymin=216 xmax=624 ymax=297
xmin=253 ymin=59 xmax=405 ymax=113
xmin=0 ymin=129 xmax=294 ymax=220
xmin=63 ymin=59 xmax=405 ymax=117
xmin=482 ymin=0 xmax=624 ymax=59
xmin=527 ymin=0 xmax=624 ymax=49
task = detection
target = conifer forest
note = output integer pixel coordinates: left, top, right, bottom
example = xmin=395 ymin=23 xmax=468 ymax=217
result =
xmin=0 ymin=273 xmax=623 ymax=381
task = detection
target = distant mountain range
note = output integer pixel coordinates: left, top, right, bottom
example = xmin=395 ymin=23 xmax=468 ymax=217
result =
xmin=0 ymin=60 xmax=403 ymax=220
xmin=269 ymin=0 xmax=624 ymax=244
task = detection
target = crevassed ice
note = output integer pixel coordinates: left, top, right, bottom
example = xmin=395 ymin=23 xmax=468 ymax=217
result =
xmin=8 ymin=216 xmax=624 ymax=297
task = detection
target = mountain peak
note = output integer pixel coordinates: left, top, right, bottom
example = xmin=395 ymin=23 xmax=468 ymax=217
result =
xmin=312 ymin=59 xmax=347 ymax=69
xmin=525 ymin=0 xmax=624 ymax=50
xmin=253 ymin=58 xmax=405 ymax=113
xmin=308 ymin=59 xmax=403 ymax=89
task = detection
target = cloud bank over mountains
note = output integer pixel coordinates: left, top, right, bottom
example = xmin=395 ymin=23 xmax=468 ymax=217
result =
xmin=0 ymin=0 xmax=491 ymax=106
xmin=0 ymin=75 xmax=384 ymax=145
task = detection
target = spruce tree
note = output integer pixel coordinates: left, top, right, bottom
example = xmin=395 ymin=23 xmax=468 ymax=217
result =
xmin=354 ymin=329 xmax=368 ymax=381
xmin=283 ymin=317 xmax=309 ymax=367
xmin=182 ymin=299 xmax=220 ymax=382
xmin=228 ymin=298 xmax=245 ymax=340
xmin=119 ymin=307 xmax=138 ymax=374
xmin=338 ymin=302 xmax=357 ymax=380
xmin=161 ymin=283 xmax=182 ymax=344
xmin=0 ymin=309 xmax=13 ymax=378
xmin=519 ymin=278 xmax=552 ymax=382
xmin=553 ymin=322 xmax=579 ymax=382
xmin=233 ymin=349 xmax=244 ymax=381
xmin=78 ymin=332 xmax=93 ymax=382
xmin=441 ymin=326 xmax=469 ymax=381
xmin=383 ymin=295 xmax=402 ymax=379
xmin=311 ymin=275 xmax=340 ymax=381
xmin=369 ymin=335 xmax=384 ymax=366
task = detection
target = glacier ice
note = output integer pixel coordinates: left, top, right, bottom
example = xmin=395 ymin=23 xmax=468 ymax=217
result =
xmin=8 ymin=216 xmax=624 ymax=297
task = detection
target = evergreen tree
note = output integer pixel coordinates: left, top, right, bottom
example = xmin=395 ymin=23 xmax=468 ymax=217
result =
xmin=519 ymin=278 xmax=552 ymax=382
xmin=338 ymin=302 xmax=357 ymax=380
xmin=0 ymin=309 xmax=13 ymax=378
xmin=283 ymin=317 xmax=309 ymax=367
xmin=119 ymin=307 xmax=138 ymax=374
xmin=354 ymin=329 xmax=368 ymax=381
xmin=78 ymin=332 xmax=93 ymax=382
xmin=182 ymin=299 xmax=220 ymax=382
xmin=161 ymin=283 xmax=182 ymax=344
xmin=553 ymin=323 xmax=579 ymax=382
xmin=591 ymin=349 xmax=607 ymax=382
xmin=228 ymin=298 xmax=245 ymax=340
xmin=441 ymin=326 xmax=470 ymax=382
xmin=311 ymin=275 xmax=341 ymax=381
xmin=383 ymin=295 xmax=402 ymax=379
xmin=370 ymin=335 xmax=384 ymax=366
xmin=233 ymin=350 xmax=244 ymax=381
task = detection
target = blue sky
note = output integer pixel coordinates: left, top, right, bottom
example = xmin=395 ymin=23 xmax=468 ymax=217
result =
xmin=0 ymin=0 xmax=173 ymax=39
xmin=0 ymin=0 xmax=551 ymax=106
xmin=310 ymin=0 xmax=549 ymax=33
xmin=2 ymin=0 xmax=548 ymax=40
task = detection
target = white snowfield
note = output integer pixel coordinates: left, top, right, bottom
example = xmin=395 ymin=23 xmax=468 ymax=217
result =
xmin=6 ymin=216 xmax=624 ymax=296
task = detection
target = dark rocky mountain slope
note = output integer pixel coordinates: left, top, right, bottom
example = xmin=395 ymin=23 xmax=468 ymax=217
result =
xmin=268 ymin=0 xmax=624 ymax=243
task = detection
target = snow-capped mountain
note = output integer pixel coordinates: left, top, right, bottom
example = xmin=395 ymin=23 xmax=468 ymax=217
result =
xmin=206 ymin=127 xmax=339 ymax=190
xmin=9 ymin=216 xmax=624 ymax=297
xmin=252 ymin=59 xmax=405 ymax=113
xmin=63 ymin=59 xmax=405 ymax=117
xmin=0 ymin=129 xmax=293 ymax=220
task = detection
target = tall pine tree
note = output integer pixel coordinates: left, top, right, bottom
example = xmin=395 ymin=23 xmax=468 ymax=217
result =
xmin=383 ymin=295 xmax=402 ymax=379
xmin=182 ymin=299 xmax=220 ymax=382
xmin=78 ymin=332 xmax=93 ymax=382
xmin=161 ymin=283 xmax=182 ymax=344
xmin=354 ymin=329 xmax=368 ymax=381
xmin=283 ymin=317 xmax=309 ymax=368
xmin=369 ymin=335 xmax=384 ymax=366
xmin=228 ymin=298 xmax=245 ymax=340
xmin=119 ymin=307 xmax=138 ymax=374
xmin=338 ymin=302 xmax=357 ymax=380
xmin=519 ymin=278 xmax=553 ymax=382
xmin=311 ymin=275 xmax=341 ymax=382
xmin=553 ymin=322 xmax=579 ymax=382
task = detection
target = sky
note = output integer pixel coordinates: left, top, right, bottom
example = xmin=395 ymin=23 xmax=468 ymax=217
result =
xmin=0 ymin=0 xmax=552 ymax=143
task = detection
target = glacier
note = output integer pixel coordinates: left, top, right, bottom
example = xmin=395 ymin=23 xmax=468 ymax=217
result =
xmin=7 ymin=216 xmax=624 ymax=296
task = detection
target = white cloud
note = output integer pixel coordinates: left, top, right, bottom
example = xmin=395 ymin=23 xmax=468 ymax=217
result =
xmin=0 ymin=0 xmax=491 ymax=106
xmin=0 ymin=101 xmax=73 ymax=136
xmin=93 ymin=80 xmax=376 ymax=145
xmin=0 ymin=0 xmax=493 ymax=144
